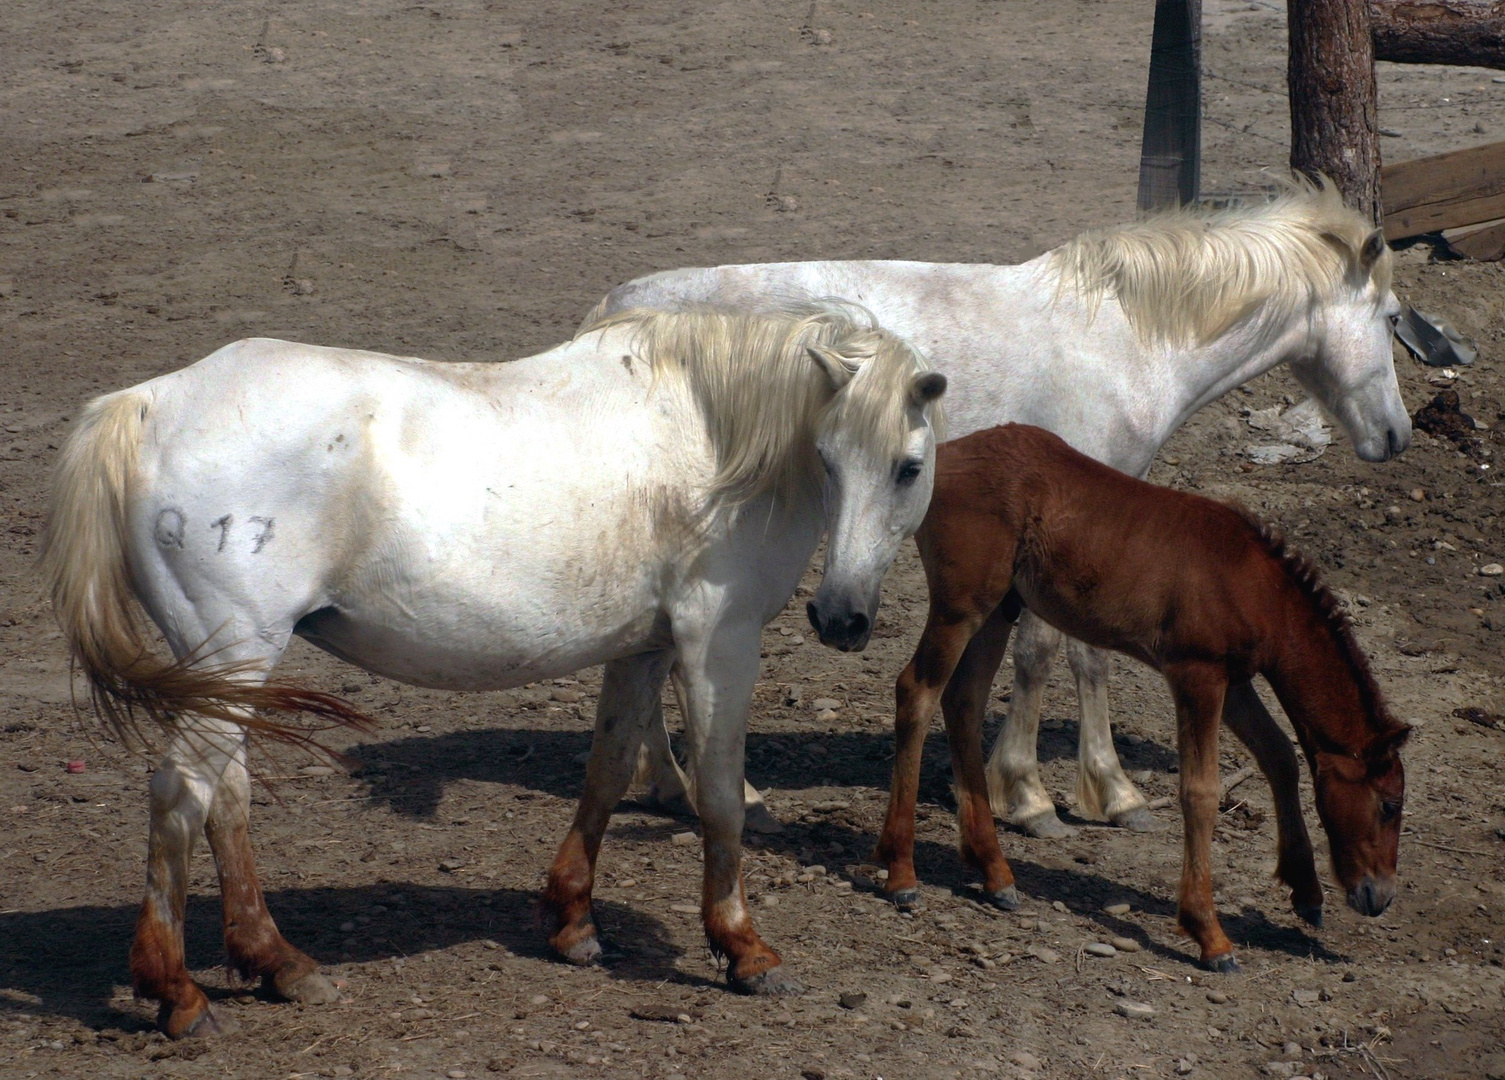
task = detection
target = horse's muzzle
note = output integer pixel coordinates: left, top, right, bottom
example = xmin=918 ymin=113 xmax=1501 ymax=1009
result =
xmin=806 ymin=601 xmax=872 ymax=653
xmin=1347 ymin=876 xmax=1395 ymax=917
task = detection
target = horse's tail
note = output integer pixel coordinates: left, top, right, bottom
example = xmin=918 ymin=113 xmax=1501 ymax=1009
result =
xmin=40 ymin=389 xmax=372 ymax=753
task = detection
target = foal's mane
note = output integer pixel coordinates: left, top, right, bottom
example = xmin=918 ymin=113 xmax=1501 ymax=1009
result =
xmin=1050 ymin=180 xmax=1392 ymax=346
xmin=1230 ymin=504 xmax=1408 ymax=749
xmin=576 ymin=303 xmax=936 ymax=504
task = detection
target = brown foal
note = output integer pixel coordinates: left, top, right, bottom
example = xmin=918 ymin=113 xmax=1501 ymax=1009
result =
xmin=876 ymin=424 xmax=1409 ymax=970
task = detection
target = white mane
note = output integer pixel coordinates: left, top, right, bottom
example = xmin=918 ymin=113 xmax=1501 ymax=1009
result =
xmin=1050 ymin=181 xmax=1393 ymax=346
xmin=577 ymin=303 xmax=937 ymax=504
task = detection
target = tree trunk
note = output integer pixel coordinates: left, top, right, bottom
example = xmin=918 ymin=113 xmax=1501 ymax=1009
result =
xmin=1371 ymin=0 xmax=1505 ymax=69
xmin=1137 ymin=0 xmax=1202 ymax=212
xmin=1289 ymin=0 xmax=1382 ymax=223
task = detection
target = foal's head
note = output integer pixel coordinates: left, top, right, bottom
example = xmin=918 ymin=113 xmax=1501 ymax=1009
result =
xmin=1312 ymin=725 xmax=1410 ymax=916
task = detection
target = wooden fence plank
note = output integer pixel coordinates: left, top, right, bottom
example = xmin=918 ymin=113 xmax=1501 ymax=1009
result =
xmin=1382 ymin=139 xmax=1505 ymax=238
xmin=1137 ymin=0 xmax=1201 ymax=212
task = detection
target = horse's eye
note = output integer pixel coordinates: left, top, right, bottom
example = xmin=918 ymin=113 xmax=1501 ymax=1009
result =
xmin=896 ymin=459 xmax=923 ymax=485
xmin=1379 ymin=799 xmax=1402 ymax=823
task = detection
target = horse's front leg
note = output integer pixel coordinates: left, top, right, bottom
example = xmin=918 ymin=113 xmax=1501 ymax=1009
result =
xmin=676 ymin=621 xmax=797 ymax=994
xmin=132 ymin=723 xmax=241 ymax=1038
xmin=1168 ymin=665 xmax=1238 ymax=971
xmin=544 ymin=651 xmax=674 ymax=964
xmin=1067 ymin=639 xmax=1161 ymax=832
xmin=205 ymin=749 xmax=339 ymax=1006
xmin=985 ymin=611 xmax=1075 ymax=838
xmin=1220 ymin=680 xmax=1322 ymax=926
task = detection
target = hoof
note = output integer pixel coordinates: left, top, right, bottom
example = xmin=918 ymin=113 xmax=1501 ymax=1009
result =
xmin=1018 ymin=811 xmax=1077 ymax=840
xmin=1111 ymin=807 xmax=1166 ymax=833
xmin=733 ymin=965 xmax=804 ymax=996
xmin=888 ymin=888 xmax=923 ymax=912
xmin=275 ymin=969 xmax=341 ymax=1005
xmin=644 ymin=790 xmax=694 ymax=819
xmin=743 ymin=802 xmax=784 ymax=835
xmin=983 ymin=886 xmax=1021 ymax=911
xmin=1203 ymin=953 xmax=1242 ymax=974
xmin=1294 ymin=903 xmax=1324 ymax=928
xmin=560 ymin=934 xmax=603 ymax=966
xmin=158 ymin=1002 xmax=227 ymax=1040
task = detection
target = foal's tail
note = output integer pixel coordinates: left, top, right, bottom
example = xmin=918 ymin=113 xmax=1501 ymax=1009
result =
xmin=40 ymin=390 xmax=371 ymax=753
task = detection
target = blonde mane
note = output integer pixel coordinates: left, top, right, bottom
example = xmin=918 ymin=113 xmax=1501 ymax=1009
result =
xmin=577 ymin=303 xmax=938 ymax=504
xmin=1049 ymin=180 xmax=1393 ymax=346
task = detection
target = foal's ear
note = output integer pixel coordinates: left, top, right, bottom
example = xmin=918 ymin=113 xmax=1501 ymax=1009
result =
xmin=1314 ymin=750 xmax=1367 ymax=784
xmin=909 ymin=372 xmax=947 ymax=407
xmin=1365 ymin=725 xmax=1412 ymax=763
xmin=1359 ymin=228 xmax=1388 ymax=273
xmin=807 ymin=345 xmax=855 ymax=389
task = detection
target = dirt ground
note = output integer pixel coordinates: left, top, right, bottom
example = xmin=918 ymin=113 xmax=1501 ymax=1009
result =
xmin=3 ymin=1 xmax=1505 ymax=1078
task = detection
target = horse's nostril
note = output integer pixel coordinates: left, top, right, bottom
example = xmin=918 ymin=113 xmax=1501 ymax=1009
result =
xmin=849 ymin=612 xmax=870 ymax=638
xmin=805 ymin=601 xmax=821 ymax=633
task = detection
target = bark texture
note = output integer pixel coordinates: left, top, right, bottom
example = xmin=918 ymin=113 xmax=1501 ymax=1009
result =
xmin=1289 ymin=0 xmax=1382 ymax=223
xmin=1371 ymin=0 xmax=1505 ymax=68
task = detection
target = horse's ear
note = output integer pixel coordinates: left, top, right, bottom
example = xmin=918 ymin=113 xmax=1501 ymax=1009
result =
xmin=1366 ymin=724 xmax=1412 ymax=763
xmin=807 ymin=345 xmax=854 ymax=389
xmin=1314 ymin=750 xmax=1366 ymax=783
xmin=909 ymin=372 xmax=947 ymax=407
xmin=1359 ymin=228 xmax=1388 ymax=273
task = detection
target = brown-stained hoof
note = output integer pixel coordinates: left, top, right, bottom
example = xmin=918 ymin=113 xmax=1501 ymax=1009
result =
xmin=1110 ymin=807 xmax=1167 ymax=833
xmin=743 ymin=801 xmax=784 ymax=835
xmin=157 ymin=1000 xmax=227 ymax=1040
xmin=983 ymin=886 xmax=1020 ymax=911
xmin=1018 ymin=810 xmax=1077 ymax=839
xmin=888 ymin=888 xmax=923 ymax=912
xmin=1293 ymin=903 xmax=1324 ymax=928
xmin=271 ymin=968 xmax=341 ymax=1005
xmin=732 ymin=964 xmax=804 ymax=996
xmin=1203 ymin=953 xmax=1241 ymax=974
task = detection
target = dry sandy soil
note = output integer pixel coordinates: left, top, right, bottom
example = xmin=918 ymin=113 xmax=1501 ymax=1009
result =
xmin=2 ymin=1 xmax=1505 ymax=1078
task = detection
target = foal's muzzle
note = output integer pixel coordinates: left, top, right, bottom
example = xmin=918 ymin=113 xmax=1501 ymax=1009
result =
xmin=806 ymin=601 xmax=872 ymax=653
xmin=1347 ymin=876 xmax=1395 ymax=917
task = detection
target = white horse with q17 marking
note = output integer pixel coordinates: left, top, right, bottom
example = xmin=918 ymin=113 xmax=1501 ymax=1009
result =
xmin=592 ymin=183 xmax=1409 ymax=840
xmin=42 ymin=305 xmax=945 ymax=1037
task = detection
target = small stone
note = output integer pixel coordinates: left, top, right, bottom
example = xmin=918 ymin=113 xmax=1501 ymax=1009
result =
xmin=671 ymin=831 xmax=698 ymax=846
xmin=838 ymin=992 xmax=867 ymax=1010
xmin=438 ymin=857 xmax=463 ymax=873
xmin=1110 ymin=936 xmax=1141 ymax=952
xmin=1051 ymin=900 xmax=1068 ymax=913
xmin=762 ymin=894 xmax=780 ymax=907
xmin=1479 ymin=563 xmax=1503 ymax=577
xmin=1176 ymin=1059 xmax=1195 ymax=1076
xmin=1084 ymin=942 xmax=1117 ymax=958
xmin=1026 ymin=944 xmax=1060 ymax=964
xmin=1114 ymin=1000 xmax=1155 ymax=1020
xmin=447 ymin=1071 xmax=467 ymax=1079
xmin=1206 ymin=990 xmax=1228 ymax=1004
xmin=1282 ymin=1042 xmax=1303 ymax=1059
xmin=1018 ymin=916 xmax=1039 ymax=930
xmin=1103 ymin=902 xmax=1132 ymax=916
xmin=299 ymin=765 xmax=335 ymax=777
xmin=783 ymin=684 xmax=804 ymax=706
xmin=811 ymin=697 xmax=840 ymax=711
xmin=1410 ymin=488 xmax=1426 ymax=502
xmin=65 ymin=760 xmax=86 ymax=774
xmin=481 ymin=939 xmax=499 ymax=950
xmin=669 ymin=903 xmax=700 ymax=914
xmin=1011 ymin=1050 xmax=1043 ymax=1071
xmin=530 ymin=994 xmax=549 ymax=1005
xmin=816 ymin=708 xmax=838 ymax=722
xmin=1290 ymin=988 xmax=1320 ymax=1007
xmin=1261 ymin=1063 xmax=1295 ymax=1078
xmin=549 ymin=687 xmax=583 ymax=703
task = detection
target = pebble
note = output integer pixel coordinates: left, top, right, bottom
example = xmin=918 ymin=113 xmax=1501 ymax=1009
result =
xmin=447 ymin=1071 xmax=467 ymax=1079
xmin=1110 ymin=936 xmax=1141 ymax=952
xmin=669 ymin=903 xmax=700 ymax=914
xmin=671 ymin=831 xmax=698 ymax=846
xmin=299 ymin=765 xmax=335 ymax=777
xmin=1480 ymin=563 xmax=1504 ymax=576
xmin=1103 ymin=902 xmax=1132 ymax=916
xmin=1011 ymin=1050 xmax=1042 ymax=1071
xmin=1114 ymin=1000 xmax=1155 ymax=1020
xmin=530 ymin=994 xmax=549 ymax=1005
xmin=1084 ymin=942 xmax=1117 ymax=958
xmin=1050 ymin=900 xmax=1068 ymax=913
xmin=548 ymin=687 xmax=583 ymax=703
xmin=1410 ymin=488 xmax=1426 ymax=502
xmin=1290 ymin=988 xmax=1320 ymax=1007
xmin=65 ymin=760 xmax=86 ymax=774
xmin=1261 ymin=1063 xmax=1295 ymax=1078
xmin=1206 ymin=990 xmax=1228 ymax=1004
xmin=1176 ymin=1059 xmax=1195 ymax=1076
xmin=816 ymin=709 xmax=838 ymax=722
xmin=1018 ymin=916 xmax=1039 ymax=930
xmin=811 ymin=697 xmax=840 ymax=711
xmin=838 ymin=991 xmax=867 ymax=1009
xmin=1025 ymin=944 xmax=1060 ymax=964
xmin=438 ymin=858 xmax=463 ymax=873
xmin=1282 ymin=1042 xmax=1304 ymax=1059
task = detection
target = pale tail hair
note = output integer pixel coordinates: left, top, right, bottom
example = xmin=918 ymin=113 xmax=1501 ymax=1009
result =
xmin=1050 ymin=179 xmax=1393 ymax=346
xmin=578 ymin=303 xmax=941 ymax=505
xmin=40 ymin=391 xmax=370 ymax=752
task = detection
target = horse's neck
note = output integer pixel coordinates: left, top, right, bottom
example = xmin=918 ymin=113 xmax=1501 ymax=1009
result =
xmin=1262 ymin=600 xmax=1375 ymax=759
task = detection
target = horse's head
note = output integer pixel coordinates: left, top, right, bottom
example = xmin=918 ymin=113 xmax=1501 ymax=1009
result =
xmin=804 ymin=341 xmax=946 ymax=652
xmin=1312 ymin=725 xmax=1409 ymax=917
xmin=1292 ymin=227 xmax=1410 ymax=463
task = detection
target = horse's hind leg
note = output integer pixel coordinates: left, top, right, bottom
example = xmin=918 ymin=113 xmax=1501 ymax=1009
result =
xmin=941 ymin=602 xmax=1019 ymax=909
xmin=1221 ymin=680 xmax=1322 ymax=926
xmin=1068 ymin=640 xmax=1160 ymax=832
xmin=205 ymin=747 xmax=339 ymax=1005
xmin=984 ymin=612 xmax=1075 ymax=838
xmin=544 ymin=651 xmax=674 ymax=965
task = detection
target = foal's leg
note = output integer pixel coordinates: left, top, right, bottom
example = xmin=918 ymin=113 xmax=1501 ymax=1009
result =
xmin=1220 ymin=680 xmax=1323 ymax=926
xmin=1068 ymin=640 xmax=1161 ymax=832
xmin=131 ymin=720 xmax=242 ymax=1038
xmin=875 ymin=611 xmax=987 ymax=910
xmin=984 ymin=612 xmax=1075 ymax=838
xmin=940 ymin=603 xmax=1019 ymax=909
xmin=205 ymin=747 xmax=339 ymax=1005
xmin=544 ymin=651 xmax=674 ymax=964
xmin=1167 ymin=665 xmax=1238 ymax=971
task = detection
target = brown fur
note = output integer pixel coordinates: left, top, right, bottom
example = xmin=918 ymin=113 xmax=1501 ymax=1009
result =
xmin=877 ymin=424 xmax=1409 ymax=968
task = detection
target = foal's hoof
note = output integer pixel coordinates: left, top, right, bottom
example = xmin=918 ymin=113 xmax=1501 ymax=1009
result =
xmin=983 ymin=886 xmax=1021 ymax=911
xmin=743 ymin=802 xmax=784 ymax=835
xmin=1294 ymin=903 xmax=1324 ymax=928
xmin=733 ymin=965 xmax=805 ymax=997
xmin=560 ymin=934 xmax=604 ymax=966
xmin=1203 ymin=953 xmax=1242 ymax=974
xmin=275 ymin=969 xmax=341 ymax=1006
xmin=1111 ymin=807 xmax=1167 ymax=834
xmin=888 ymin=888 xmax=923 ymax=912
xmin=1018 ymin=811 xmax=1077 ymax=840
xmin=158 ymin=1002 xmax=231 ymax=1040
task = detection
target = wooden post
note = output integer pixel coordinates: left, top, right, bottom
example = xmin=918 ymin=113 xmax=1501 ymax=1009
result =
xmin=1288 ymin=0 xmax=1382 ymax=222
xmin=1371 ymin=0 xmax=1505 ymax=69
xmin=1137 ymin=0 xmax=1202 ymax=212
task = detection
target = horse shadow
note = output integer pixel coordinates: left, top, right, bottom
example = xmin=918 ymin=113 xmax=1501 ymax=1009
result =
xmin=0 ymin=884 xmax=687 ymax=1030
